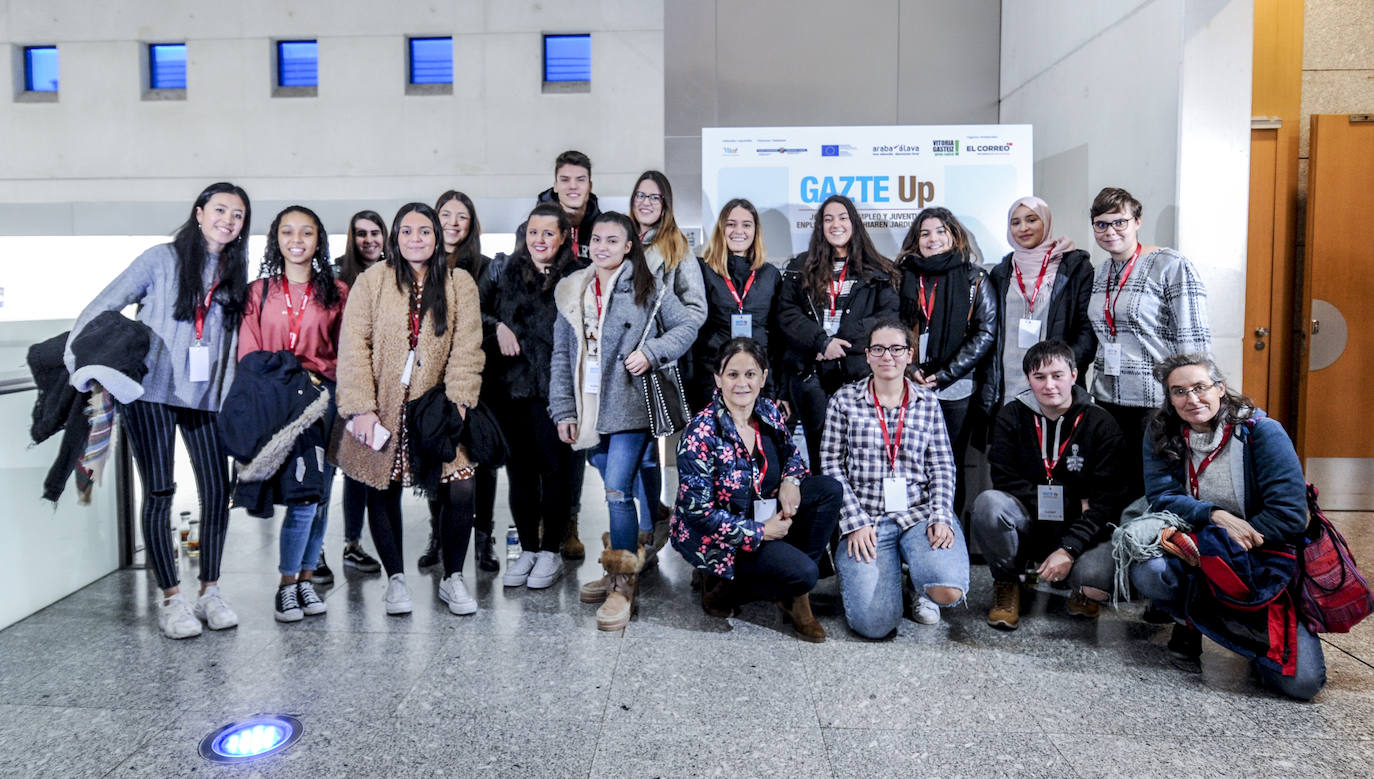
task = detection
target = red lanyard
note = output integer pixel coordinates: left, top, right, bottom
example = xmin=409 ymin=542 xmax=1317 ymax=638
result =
xmin=593 ymin=276 xmax=604 ymax=321
xmin=194 ymin=282 xmax=219 ymax=342
xmin=871 ymin=380 xmax=909 ymax=471
xmin=1104 ymin=243 xmax=1142 ymax=337
xmin=828 ymin=262 xmax=849 ymax=317
xmin=1014 ymin=248 xmax=1054 ymax=310
xmin=570 ymin=226 xmax=580 ymax=255
xmin=1034 ymin=412 xmax=1084 ymax=483
xmin=724 ymin=270 xmax=757 ymax=313
xmin=916 ymin=277 xmax=937 ymax=327
xmin=750 ymin=420 xmax=768 ymax=498
xmin=282 ymin=280 xmax=311 ymax=351
xmin=1185 ymin=424 xmax=1234 ymax=498
xmin=407 ymin=285 xmax=423 ymax=349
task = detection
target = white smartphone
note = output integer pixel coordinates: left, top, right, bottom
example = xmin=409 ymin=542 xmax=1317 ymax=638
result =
xmin=345 ymin=418 xmax=392 ymax=451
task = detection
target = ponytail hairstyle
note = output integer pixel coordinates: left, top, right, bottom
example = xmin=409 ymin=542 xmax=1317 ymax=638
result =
xmin=171 ymin=182 xmax=252 ymax=328
xmin=435 ymin=190 xmax=486 ymax=281
xmin=385 ymin=202 xmax=450 ymax=336
xmin=592 ymin=212 xmax=656 ymax=307
xmin=631 ymin=170 xmax=691 ymax=272
xmin=258 ymin=205 xmax=342 ymax=310
xmin=802 ymin=194 xmax=895 ymax=305
xmin=713 ymin=336 xmax=770 ymax=376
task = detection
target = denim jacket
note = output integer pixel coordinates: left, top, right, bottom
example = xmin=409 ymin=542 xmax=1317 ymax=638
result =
xmin=670 ymin=394 xmax=807 ymax=579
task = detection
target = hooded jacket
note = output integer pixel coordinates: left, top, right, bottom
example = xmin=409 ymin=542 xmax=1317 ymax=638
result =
xmin=777 ymin=252 xmax=899 ymax=391
xmin=537 ymin=188 xmax=601 ymax=263
xmin=988 ymin=384 xmax=1127 ymax=559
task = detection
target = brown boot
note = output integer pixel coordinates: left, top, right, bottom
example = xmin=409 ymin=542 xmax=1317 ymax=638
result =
xmin=779 ymin=593 xmax=826 ymax=642
xmin=988 ymin=580 xmax=1021 ymax=631
xmin=1067 ymin=590 xmax=1101 ymax=619
xmin=639 ymin=531 xmax=658 ymax=571
xmin=652 ymin=503 xmax=672 ymax=552
xmin=701 ymin=575 xmax=737 ymax=618
xmin=579 ymin=533 xmax=612 ymax=603
xmin=595 ymin=546 xmax=645 ymax=631
xmin=562 ymin=512 xmax=585 ymax=560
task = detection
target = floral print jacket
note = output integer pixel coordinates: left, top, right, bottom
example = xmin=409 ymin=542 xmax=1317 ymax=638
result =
xmin=670 ymin=393 xmax=808 ymax=579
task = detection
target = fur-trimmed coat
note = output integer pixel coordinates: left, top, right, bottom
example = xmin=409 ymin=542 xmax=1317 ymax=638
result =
xmin=332 ymin=261 xmax=484 ymax=489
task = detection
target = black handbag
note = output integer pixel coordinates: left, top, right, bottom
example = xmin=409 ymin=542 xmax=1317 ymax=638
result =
xmin=634 ymin=287 xmax=690 ymax=438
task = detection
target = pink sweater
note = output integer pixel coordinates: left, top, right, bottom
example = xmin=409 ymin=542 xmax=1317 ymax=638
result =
xmin=239 ymin=278 xmax=349 ymax=381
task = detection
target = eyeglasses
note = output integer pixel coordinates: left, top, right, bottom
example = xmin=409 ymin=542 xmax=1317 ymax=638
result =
xmin=1092 ymin=218 xmax=1134 ymax=234
xmin=866 ymin=344 xmax=911 ymax=358
xmin=1169 ymin=382 xmax=1219 ymax=399
xmin=633 ymin=192 xmax=664 ymax=203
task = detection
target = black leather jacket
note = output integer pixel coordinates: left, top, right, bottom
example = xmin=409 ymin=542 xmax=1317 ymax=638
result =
xmin=777 ymin=252 xmax=899 ymax=391
xmin=897 ymin=258 xmax=998 ymax=412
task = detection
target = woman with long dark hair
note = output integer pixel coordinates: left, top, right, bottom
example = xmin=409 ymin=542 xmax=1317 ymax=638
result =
xmin=779 ymin=194 xmax=899 ymax=468
xmin=549 ymin=212 xmax=699 ymax=630
xmin=65 ymin=182 xmax=251 ymax=639
xmin=334 ymin=202 xmax=485 ymax=617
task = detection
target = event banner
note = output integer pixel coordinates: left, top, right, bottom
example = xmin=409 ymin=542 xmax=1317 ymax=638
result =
xmin=701 ymin=125 xmax=1033 ymax=266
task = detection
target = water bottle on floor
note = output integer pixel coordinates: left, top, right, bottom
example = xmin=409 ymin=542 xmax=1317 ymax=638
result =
xmin=506 ymin=528 xmax=520 ymax=561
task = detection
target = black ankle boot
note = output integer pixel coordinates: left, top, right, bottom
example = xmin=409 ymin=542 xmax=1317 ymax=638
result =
xmin=417 ymin=516 xmax=441 ymax=569
xmin=474 ymin=530 xmax=499 ymax=572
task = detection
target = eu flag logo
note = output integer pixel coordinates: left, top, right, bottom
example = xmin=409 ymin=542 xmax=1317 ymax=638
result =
xmin=821 ymin=145 xmax=839 ymax=157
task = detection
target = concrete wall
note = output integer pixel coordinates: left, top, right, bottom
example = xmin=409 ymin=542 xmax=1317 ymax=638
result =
xmin=0 ymin=0 xmax=664 ymax=235
xmin=664 ymin=0 xmax=1001 ymax=231
xmin=999 ymin=0 xmax=1253 ymax=388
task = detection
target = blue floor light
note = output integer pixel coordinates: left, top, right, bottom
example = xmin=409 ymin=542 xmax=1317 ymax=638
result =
xmin=199 ymin=715 xmax=302 ymax=763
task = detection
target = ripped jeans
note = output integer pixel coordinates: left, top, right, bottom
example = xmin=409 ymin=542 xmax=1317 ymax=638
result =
xmin=589 ymin=430 xmax=650 ymax=552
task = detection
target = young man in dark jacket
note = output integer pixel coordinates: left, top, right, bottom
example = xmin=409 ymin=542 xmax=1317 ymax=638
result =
xmin=971 ymin=339 xmax=1127 ymax=630
xmin=536 ymin=149 xmax=600 ymax=263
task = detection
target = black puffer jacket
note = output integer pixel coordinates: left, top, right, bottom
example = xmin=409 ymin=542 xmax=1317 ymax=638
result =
xmin=896 ymin=257 xmax=998 ymax=412
xmin=690 ymin=254 xmax=784 ymax=405
xmin=481 ymin=254 xmax=571 ymax=401
xmin=777 ymin=252 xmax=899 ymax=392
xmin=980 ymin=249 xmax=1097 ymax=411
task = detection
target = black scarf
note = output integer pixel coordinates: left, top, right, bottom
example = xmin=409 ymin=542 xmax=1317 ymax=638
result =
xmin=899 ymin=249 xmax=975 ymax=372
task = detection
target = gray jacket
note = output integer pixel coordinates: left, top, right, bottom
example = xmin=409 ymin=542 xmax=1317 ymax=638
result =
xmin=548 ymin=262 xmax=699 ymax=441
xmin=645 ymin=242 xmax=709 ymax=331
xmin=64 ymin=242 xmax=238 ymax=411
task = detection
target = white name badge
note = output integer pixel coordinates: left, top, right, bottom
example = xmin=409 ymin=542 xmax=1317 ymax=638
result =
xmin=400 ymin=349 xmax=416 ymax=387
xmin=188 ymin=344 xmax=210 ymax=383
xmin=918 ymin=332 xmax=930 ymax=363
xmin=1103 ymin=342 xmax=1123 ymax=376
xmin=823 ymin=314 xmax=841 ymax=337
xmin=1018 ymin=317 xmax=1043 ymax=349
xmin=753 ymin=498 xmax=778 ymax=522
xmin=883 ymin=476 xmax=909 ymax=513
xmin=1037 ymin=484 xmax=1066 ymax=521
xmin=731 ymin=313 xmax=753 ymax=339
xmin=583 ymin=357 xmax=601 ymax=394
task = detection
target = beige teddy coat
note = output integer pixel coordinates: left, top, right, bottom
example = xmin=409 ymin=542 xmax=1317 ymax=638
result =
xmin=332 ymin=262 xmax=484 ymax=489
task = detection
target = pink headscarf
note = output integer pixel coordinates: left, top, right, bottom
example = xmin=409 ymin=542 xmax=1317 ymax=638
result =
xmin=1006 ymin=196 xmax=1075 ymax=302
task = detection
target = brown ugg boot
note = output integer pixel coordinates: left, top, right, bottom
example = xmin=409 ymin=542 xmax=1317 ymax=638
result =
xmin=562 ymin=512 xmax=585 ymax=560
xmin=652 ymin=503 xmax=672 ymax=552
xmin=579 ymin=533 xmax=612 ymax=603
xmin=779 ymin=593 xmax=826 ymax=642
xmin=595 ymin=545 xmax=646 ymax=631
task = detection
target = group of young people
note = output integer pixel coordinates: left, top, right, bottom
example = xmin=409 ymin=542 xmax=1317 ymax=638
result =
xmin=64 ymin=152 xmax=1325 ymax=700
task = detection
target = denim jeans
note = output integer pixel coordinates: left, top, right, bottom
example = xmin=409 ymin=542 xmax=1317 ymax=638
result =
xmin=836 ymin=518 xmax=971 ymax=639
xmin=589 ymin=430 xmax=650 ymax=551
xmin=1130 ymin=556 xmax=1327 ymax=700
xmin=279 ymin=462 xmax=333 ymax=576
xmin=634 ymin=439 xmax=662 ymax=533
xmin=970 ymin=489 xmax=1115 ymax=595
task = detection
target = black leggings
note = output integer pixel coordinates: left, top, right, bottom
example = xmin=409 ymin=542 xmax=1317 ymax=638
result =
xmin=119 ymin=399 xmax=230 ymax=591
xmin=501 ymin=397 xmax=573 ymax=553
xmin=427 ymin=467 xmax=496 ymax=539
xmin=732 ymin=476 xmax=843 ymax=603
xmin=341 ymin=475 xmax=368 ymax=545
xmin=368 ymin=479 xmax=475 ymax=578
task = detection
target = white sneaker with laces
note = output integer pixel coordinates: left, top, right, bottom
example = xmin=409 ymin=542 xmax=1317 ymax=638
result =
xmin=158 ymin=594 xmax=202 ymax=639
xmin=384 ymin=573 xmax=413 ymax=615
xmin=193 ymin=586 xmax=239 ymax=630
xmin=526 ymin=550 xmax=564 ymax=589
xmin=502 ymin=550 xmax=539 ymax=587
xmin=913 ymin=595 xmax=941 ymax=625
xmin=438 ymin=573 xmax=477 ymax=615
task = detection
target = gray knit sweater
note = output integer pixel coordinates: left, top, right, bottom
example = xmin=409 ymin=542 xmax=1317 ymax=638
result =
xmin=64 ymin=242 xmax=238 ymax=411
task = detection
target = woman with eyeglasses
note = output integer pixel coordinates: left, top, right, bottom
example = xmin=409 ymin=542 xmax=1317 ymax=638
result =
xmin=1086 ymin=187 xmax=1211 ymax=499
xmin=822 ymin=319 xmax=969 ymax=637
xmin=1122 ymin=354 xmax=1323 ymax=700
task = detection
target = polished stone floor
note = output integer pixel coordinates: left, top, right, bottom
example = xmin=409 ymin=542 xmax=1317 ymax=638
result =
xmin=2 ymin=468 xmax=1373 ymax=777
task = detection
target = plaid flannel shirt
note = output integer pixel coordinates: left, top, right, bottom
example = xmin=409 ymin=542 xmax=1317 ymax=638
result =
xmin=1088 ymin=248 xmax=1211 ymax=408
xmin=820 ymin=378 xmax=957 ymax=535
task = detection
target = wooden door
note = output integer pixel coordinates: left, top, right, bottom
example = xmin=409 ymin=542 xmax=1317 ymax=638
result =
xmin=1298 ymin=114 xmax=1374 ymax=457
xmin=1244 ymin=122 xmax=1297 ymax=427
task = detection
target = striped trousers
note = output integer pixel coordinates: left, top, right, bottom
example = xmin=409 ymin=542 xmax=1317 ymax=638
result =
xmin=118 ymin=400 xmax=231 ymax=590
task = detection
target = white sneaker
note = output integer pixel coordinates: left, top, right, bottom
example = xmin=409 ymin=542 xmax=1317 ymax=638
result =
xmin=502 ymin=550 xmax=538 ymax=587
xmin=438 ymin=573 xmax=477 ymax=615
xmin=297 ymin=580 xmax=326 ymax=616
xmin=526 ymin=550 xmax=564 ymax=589
xmin=193 ymin=586 xmax=239 ymax=630
xmin=913 ymin=596 xmax=941 ymax=625
xmin=384 ymin=573 xmax=413 ymax=615
xmin=158 ymin=594 xmax=202 ymax=639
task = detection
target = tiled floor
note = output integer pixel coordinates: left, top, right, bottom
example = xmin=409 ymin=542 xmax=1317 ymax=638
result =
xmin=2 ymin=470 xmax=1373 ymax=777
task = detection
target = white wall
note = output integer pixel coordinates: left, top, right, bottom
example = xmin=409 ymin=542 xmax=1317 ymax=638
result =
xmin=999 ymin=0 xmax=1252 ymax=387
xmin=0 ymin=0 xmax=664 ymax=236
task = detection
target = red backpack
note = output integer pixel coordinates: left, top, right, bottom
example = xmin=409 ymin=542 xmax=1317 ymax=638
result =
xmin=1298 ymin=483 xmax=1374 ymax=633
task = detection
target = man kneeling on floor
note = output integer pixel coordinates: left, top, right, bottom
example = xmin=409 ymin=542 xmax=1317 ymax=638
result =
xmin=971 ymin=339 xmax=1128 ymax=630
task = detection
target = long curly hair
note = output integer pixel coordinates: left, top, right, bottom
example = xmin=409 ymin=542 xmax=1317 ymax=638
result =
xmin=801 ymin=195 xmax=894 ymax=305
xmin=1148 ymin=353 xmax=1256 ymax=465
xmin=171 ymin=182 xmax=251 ymax=328
xmin=257 ymin=205 xmax=342 ymax=310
